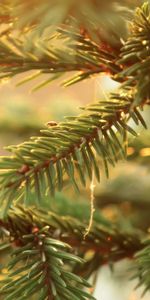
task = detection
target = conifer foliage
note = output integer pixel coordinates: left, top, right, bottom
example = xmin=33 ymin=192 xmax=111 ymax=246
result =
xmin=0 ymin=1 xmax=150 ymax=299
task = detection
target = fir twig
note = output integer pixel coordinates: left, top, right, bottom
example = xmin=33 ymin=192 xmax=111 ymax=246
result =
xmin=0 ymin=92 xmax=148 ymax=215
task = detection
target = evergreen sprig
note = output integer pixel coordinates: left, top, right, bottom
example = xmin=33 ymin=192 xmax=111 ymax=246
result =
xmin=132 ymin=240 xmax=150 ymax=296
xmin=0 ymin=206 xmax=144 ymax=281
xmin=118 ymin=2 xmax=150 ymax=106
xmin=0 ymin=27 xmax=121 ymax=89
xmin=0 ymin=225 xmax=94 ymax=300
xmin=0 ymin=92 xmax=147 ymax=215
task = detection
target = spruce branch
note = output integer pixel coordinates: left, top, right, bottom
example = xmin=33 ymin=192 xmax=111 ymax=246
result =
xmin=0 ymin=1 xmax=133 ymax=86
xmin=0 ymin=225 xmax=94 ymax=300
xmin=132 ymin=239 xmax=150 ymax=296
xmin=0 ymin=1 xmax=145 ymax=89
xmin=118 ymin=2 xmax=150 ymax=107
xmin=0 ymin=206 xmax=144 ymax=279
xmin=0 ymin=92 xmax=147 ymax=215
xmin=0 ymin=27 xmax=121 ymax=89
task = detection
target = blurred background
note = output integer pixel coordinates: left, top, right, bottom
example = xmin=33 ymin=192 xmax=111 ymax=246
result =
xmin=0 ymin=71 xmax=150 ymax=300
